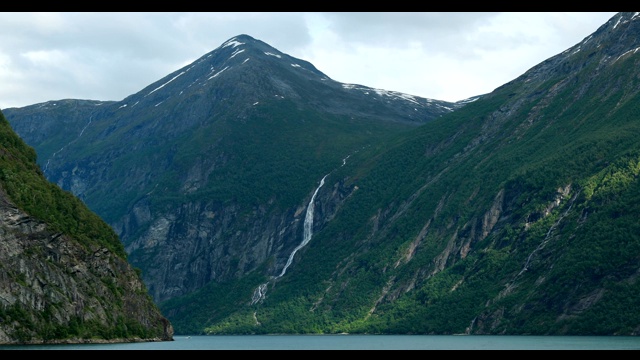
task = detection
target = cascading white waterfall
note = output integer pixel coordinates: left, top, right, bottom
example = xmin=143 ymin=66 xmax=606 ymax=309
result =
xmin=250 ymin=173 xmax=328 ymax=305
xmin=278 ymin=174 xmax=328 ymax=278
xmin=251 ymin=283 xmax=268 ymax=305
xmin=251 ymin=154 xmax=352 ymax=305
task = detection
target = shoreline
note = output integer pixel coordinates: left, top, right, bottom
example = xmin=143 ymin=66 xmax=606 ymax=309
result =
xmin=0 ymin=336 xmax=174 ymax=346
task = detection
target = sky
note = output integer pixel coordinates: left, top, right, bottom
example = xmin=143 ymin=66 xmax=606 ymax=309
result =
xmin=0 ymin=12 xmax=619 ymax=110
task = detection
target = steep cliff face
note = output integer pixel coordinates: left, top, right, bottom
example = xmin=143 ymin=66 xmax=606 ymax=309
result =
xmin=121 ymin=198 xmax=307 ymax=302
xmin=119 ymin=160 xmax=359 ymax=303
xmin=0 ymin=189 xmax=173 ymax=344
xmin=0 ymin=110 xmax=173 ymax=344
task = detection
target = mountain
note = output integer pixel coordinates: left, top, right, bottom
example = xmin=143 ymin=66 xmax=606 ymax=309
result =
xmin=0 ymin=109 xmax=173 ymax=344
xmin=3 ymin=34 xmax=464 ymax=330
xmin=5 ymin=12 xmax=640 ymax=336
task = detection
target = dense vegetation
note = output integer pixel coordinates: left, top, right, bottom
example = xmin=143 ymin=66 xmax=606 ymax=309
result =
xmin=0 ymin=304 xmax=161 ymax=343
xmin=146 ymin=98 xmax=415 ymax=213
xmin=0 ymin=111 xmax=126 ymax=258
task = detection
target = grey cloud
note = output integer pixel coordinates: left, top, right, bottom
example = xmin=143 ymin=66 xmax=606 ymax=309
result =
xmin=320 ymin=12 xmax=500 ymax=48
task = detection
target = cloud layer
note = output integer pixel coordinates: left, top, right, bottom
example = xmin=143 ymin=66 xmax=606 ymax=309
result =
xmin=0 ymin=12 xmax=617 ymax=109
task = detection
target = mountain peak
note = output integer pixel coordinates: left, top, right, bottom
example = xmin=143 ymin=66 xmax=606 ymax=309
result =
xmin=109 ymin=33 xmax=457 ymax=125
xmin=226 ymin=34 xmax=257 ymax=42
xmin=122 ymin=33 xmax=330 ymax=105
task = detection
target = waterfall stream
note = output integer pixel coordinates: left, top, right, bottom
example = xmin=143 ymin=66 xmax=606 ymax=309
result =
xmin=251 ymin=173 xmax=328 ymax=305
xmin=278 ymin=174 xmax=327 ymax=278
xmin=43 ymin=116 xmax=93 ymax=173
xmin=251 ymin=154 xmax=354 ymax=305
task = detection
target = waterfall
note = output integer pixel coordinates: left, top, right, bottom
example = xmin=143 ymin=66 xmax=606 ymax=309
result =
xmin=250 ymin=173 xmax=328 ymax=305
xmin=251 ymin=153 xmax=353 ymax=305
xmin=251 ymin=283 xmax=268 ymax=305
xmin=43 ymin=116 xmax=93 ymax=173
xmin=278 ymin=174 xmax=328 ymax=278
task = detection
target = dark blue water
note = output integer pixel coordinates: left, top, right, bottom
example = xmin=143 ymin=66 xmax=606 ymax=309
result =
xmin=3 ymin=335 xmax=640 ymax=350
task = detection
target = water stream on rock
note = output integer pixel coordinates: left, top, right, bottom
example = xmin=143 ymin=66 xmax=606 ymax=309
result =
xmin=251 ymin=154 xmax=353 ymax=305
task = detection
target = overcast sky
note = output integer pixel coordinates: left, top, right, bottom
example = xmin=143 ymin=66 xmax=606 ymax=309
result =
xmin=0 ymin=12 xmax=618 ymax=110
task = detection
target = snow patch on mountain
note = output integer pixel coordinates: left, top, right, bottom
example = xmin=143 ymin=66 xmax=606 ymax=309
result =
xmin=146 ymin=71 xmax=185 ymax=97
xmin=230 ymin=48 xmax=245 ymax=59
xmin=223 ymin=39 xmax=244 ymax=48
xmin=342 ymin=83 xmax=422 ymax=106
xmin=208 ymin=66 xmax=230 ymax=80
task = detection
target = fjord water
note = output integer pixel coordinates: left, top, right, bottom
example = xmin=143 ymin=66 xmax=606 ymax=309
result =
xmin=3 ymin=335 xmax=640 ymax=350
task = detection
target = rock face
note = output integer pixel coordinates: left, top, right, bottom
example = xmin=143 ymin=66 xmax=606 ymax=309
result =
xmin=0 ymin=190 xmax=173 ymax=344
xmin=121 ymin=199 xmax=304 ymax=302
xmin=0 ymin=110 xmax=173 ymax=344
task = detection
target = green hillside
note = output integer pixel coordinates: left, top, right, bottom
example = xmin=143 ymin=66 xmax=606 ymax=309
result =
xmin=0 ymin=110 xmax=173 ymax=344
xmin=0 ymin=111 xmax=126 ymax=259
